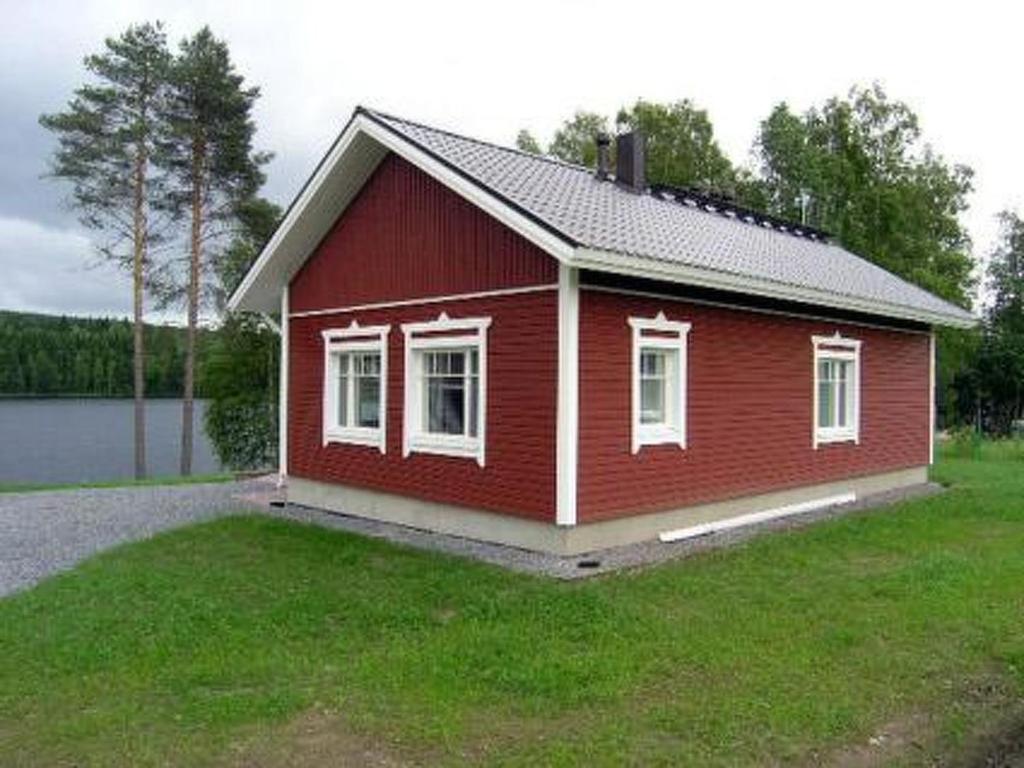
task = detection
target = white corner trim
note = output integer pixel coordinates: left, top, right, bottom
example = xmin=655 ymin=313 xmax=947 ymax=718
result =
xmin=929 ymin=331 xmax=936 ymax=466
xmin=812 ymin=333 xmax=862 ymax=449
xmin=658 ymin=492 xmax=857 ymax=542
xmin=278 ymin=286 xmax=289 ymax=488
xmin=322 ymin=322 xmax=390 ymax=454
xmin=402 ymin=313 xmax=491 ymax=467
xmin=556 ymin=264 xmax=579 ymax=526
xmin=628 ymin=311 xmax=692 ymax=454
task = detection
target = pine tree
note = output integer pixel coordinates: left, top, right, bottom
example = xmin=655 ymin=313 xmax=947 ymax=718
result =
xmin=159 ymin=26 xmax=269 ymax=475
xmin=40 ymin=22 xmax=172 ymax=478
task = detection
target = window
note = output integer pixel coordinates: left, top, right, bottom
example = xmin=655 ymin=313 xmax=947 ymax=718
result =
xmin=812 ymin=334 xmax=861 ymax=447
xmin=628 ymin=312 xmax=691 ymax=453
xmin=321 ymin=322 xmax=390 ymax=452
xmin=402 ymin=313 xmax=491 ymax=466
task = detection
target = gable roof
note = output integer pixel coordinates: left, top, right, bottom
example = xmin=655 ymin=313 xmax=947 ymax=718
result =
xmin=230 ymin=106 xmax=975 ymax=328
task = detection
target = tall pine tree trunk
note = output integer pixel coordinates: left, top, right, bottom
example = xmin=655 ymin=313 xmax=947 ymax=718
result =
xmin=180 ymin=139 xmax=204 ymax=476
xmin=132 ymin=143 xmax=147 ymax=480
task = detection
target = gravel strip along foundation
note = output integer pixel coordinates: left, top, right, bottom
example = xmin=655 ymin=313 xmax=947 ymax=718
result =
xmin=267 ymin=482 xmax=944 ymax=580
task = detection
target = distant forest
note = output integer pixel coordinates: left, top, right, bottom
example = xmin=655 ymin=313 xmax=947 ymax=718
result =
xmin=0 ymin=311 xmax=213 ymax=398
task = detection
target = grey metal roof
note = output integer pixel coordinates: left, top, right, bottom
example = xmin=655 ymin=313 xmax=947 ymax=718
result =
xmin=363 ymin=108 xmax=974 ymax=327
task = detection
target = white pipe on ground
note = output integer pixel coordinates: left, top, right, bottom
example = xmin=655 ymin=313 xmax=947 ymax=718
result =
xmin=658 ymin=492 xmax=857 ymax=543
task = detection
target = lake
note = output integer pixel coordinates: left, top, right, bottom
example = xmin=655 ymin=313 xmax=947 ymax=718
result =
xmin=0 ymin=399 xmax=222 ymax=485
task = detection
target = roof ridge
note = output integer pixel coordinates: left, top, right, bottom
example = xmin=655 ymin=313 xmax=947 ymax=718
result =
xmin=357 ymin=105 xmax=599 ymax=176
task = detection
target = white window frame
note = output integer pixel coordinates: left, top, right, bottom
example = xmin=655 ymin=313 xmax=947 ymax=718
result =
xmin=629 ymin=312 xmax=691 ymax=454
xmin=812 ymin=333 xmax=862 ymax=449
xmin=402 ymin=312 xmax=491 ymax=467
xmin=321 ymin=321 xmax=390 ymax=453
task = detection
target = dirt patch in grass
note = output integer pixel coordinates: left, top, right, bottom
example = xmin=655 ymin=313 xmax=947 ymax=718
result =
xmin=806 ymin=672 xmax=1024 ymax=767
xmin=225 ymin=702 xmax=591 ymax=768
xmin=224 ymin=709 xmax=419 ymax=767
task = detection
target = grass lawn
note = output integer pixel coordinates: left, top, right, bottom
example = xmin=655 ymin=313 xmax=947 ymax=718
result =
xmin=0 ymin=472 xmax=237 ymax=494
xmin=1 ymin=448 xmax=1023 ymax=766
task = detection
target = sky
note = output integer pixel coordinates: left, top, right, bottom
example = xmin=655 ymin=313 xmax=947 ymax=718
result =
xmin=1 ymin=0 xmax=1020 ymax=320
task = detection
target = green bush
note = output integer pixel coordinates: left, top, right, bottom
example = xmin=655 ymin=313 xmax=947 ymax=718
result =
xmin=201 ymin=313 xmax=278 ymax=471
xmin=948 ymin=424 xmax=982 ymax=459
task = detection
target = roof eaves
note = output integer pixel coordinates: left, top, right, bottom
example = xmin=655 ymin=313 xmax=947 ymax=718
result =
xmin=573 ymin=246 xmax=977 ymax=329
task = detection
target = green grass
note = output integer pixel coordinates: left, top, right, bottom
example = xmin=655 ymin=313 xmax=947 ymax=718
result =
xmin=0 ymin=472 xmax=237 ymax=494
xmin=1 ymin=450 xmax=1023 ymax=766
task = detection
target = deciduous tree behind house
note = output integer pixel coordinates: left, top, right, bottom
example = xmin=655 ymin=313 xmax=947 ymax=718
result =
xmin=203 ymin=197 xmax=282 ymax=471
xmin=40 ymin=21 xmax=173 ymax=479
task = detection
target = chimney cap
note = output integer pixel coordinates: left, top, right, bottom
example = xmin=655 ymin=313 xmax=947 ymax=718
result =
xmin=594 ymin=133 xmax=611 ymax=180
xmin=615 ymin=131 xmax=646 ymax=193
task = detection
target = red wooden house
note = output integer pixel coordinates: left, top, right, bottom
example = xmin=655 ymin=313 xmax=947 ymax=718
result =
xmin=229 ymin=108 xmax=974 ymax=554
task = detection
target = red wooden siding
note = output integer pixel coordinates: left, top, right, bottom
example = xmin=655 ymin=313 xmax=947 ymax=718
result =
xmin=289 ymin=292 xmax=557 ymax=521
xmin=287 ymin=153 xmax=559 ymax=521
xmin=577 ymin=289 xmax=930 ymax=523
xmin=289 ymin=153 xmax=558 ymax=314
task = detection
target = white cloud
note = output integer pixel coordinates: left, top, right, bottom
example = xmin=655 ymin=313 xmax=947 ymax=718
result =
xmin=0 ymin=216 xmax=134 ymax=317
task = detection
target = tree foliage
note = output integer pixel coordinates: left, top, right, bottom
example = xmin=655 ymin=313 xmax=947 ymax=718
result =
xmin=201 ymin=312 xmax=278 ymax=470
xmin=153 ymin=26 xmax=270 ymax=475
xmin=40 ymin=21 xmax=174 ymax=478
xmin=547 ymin=111 xmax=610 ymax=167
xmin=202 ymin=197 xmax=282 ymax=471
xmin=753 ymin=85 xmax=975 ymax=307
xmin=969 ymin=212 xmax=1024 ymax=433
xmin=0 ymin=311 xmax=210 ymax=398
xmin=154 ymin=26 xmax=270 ymax=311
xmin=39 ymin=22 xmax=172 ymax=267
xmin=616 ymin=99 xmax=738 ymax=193
xmin=515 ymin=129 xmax=542 ymax=155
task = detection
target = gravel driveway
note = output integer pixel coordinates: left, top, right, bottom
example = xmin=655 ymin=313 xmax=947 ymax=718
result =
xmin=0 ymin=479 xmax=268 ymax=598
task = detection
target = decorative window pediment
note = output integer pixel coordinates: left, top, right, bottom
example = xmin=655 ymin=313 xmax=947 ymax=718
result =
xmin=628 ymin=312 xmax=691 ymax=454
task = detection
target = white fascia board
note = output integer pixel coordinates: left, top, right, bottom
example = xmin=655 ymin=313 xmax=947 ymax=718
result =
xmin=571 ymin=247 xmax=976 ymax=330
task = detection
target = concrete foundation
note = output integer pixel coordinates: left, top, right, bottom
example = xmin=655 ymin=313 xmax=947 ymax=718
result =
xmin=287 ymin=466 xmax=928 ymax=556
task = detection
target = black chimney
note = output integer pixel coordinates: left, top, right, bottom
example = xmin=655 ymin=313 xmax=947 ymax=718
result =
xmin=615 ymin=131 xmax=646 ymax=192
xmin=595 ymin=133 xmax=611 ymax=180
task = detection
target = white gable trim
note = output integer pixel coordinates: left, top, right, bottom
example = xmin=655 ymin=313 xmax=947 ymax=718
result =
xmin=228 ymin=113 xmax=573 ymax=314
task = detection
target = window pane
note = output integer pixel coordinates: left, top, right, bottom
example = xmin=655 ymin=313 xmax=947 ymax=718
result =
xmin=355 ymin=376 xmax=379 ymax=428
xmin=640 ymin=379 xmax=665 ymax=424
xmin=336 ymin=353 xmax=349 ymax=427
xmin=837 ymin=368 xmax=847 ymax=427
xmin=641 ymin=350 xmax=664 ymax=376
xmin=818 ymin=380 xmax=833 ymax=427
xmin=427 ymin=376 xmax=464 ymax=434
xmin=338 ymin=374 xmax=348 ymax=426
xmin=468 ymin=373 xmax=478 ymax=437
